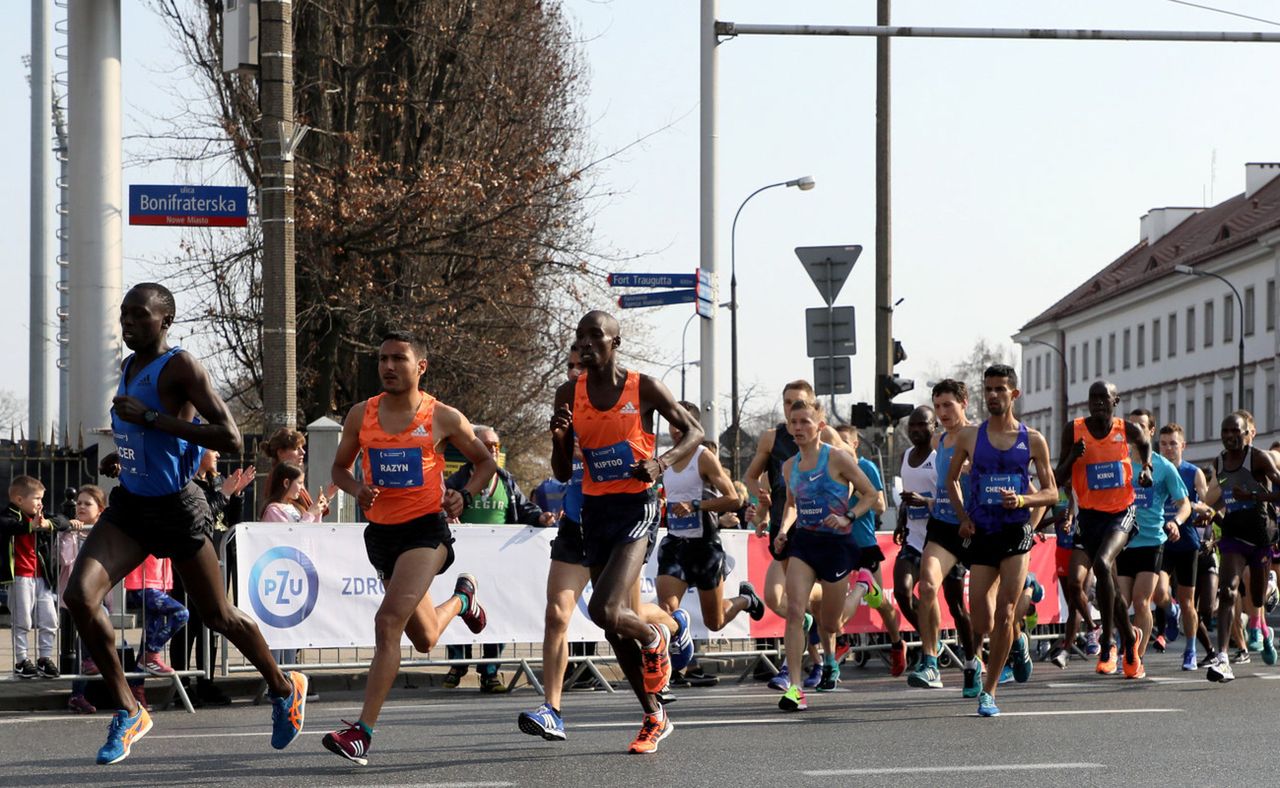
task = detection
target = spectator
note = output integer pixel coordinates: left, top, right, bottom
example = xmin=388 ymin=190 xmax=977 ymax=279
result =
xmin=531 ymin=476 xmax=567 ymax=518
xmin=444 ymin=425 xmax=554 ymax=692
xmin=260 ymin=462 xmax=333 ymax=523
xmin=261 ymin=427 xmax=326 ymax=514
xmin=124 ymin=555 xmax=189 ymax=678
xmin=2 ymin=475 xmax=68 ymax=679
xmin=718 ymin=481 xmax=754 ymax=529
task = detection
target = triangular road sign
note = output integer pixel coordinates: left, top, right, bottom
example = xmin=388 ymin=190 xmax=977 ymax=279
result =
xmin=795 ymin=245 xmax=862 ymax=307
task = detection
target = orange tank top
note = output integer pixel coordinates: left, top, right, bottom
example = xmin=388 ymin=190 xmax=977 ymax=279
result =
xmin=1071 ymin=416 xmax=1135 ymax=512
xmin=359 ymin=392 xmax=444 ymax=524
xmin=573 ymin=369 xmax=655 ymax=495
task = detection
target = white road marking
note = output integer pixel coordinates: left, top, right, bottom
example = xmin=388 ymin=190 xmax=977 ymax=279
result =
xmin=805 ymin=763 xmax=1104 ymax=776
xmin=1144 ymin=676 xmax=1200 ymax=684
xmin=575 ymin=717 xmax=803 ymax=728
xmin=957 ymin=708 xmax=1179 ymax=718
xmin=332 ymin=784 xmax=513 ymax=788
xmin=147 ymin=731 xmax=325 ymax=739
xmin=1046 ymin=682 xmax=1089 ymax=688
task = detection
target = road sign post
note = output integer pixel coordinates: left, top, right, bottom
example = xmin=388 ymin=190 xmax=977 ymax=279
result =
xmin=796 ymin=246 xmax=862 ymax=414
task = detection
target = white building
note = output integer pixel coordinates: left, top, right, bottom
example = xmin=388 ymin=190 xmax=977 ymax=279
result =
xmin=1014 ymin=162 xmax=1280 ymax=464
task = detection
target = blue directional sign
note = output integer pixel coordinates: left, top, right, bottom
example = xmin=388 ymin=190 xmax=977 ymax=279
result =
xmin=695 ymin=268 xmax=717 ymax=319
xmin=129 ymin=184 xmax=250 ymax=227
xmin=608 ymin=272 xmax=698 ymax=288
xmin=618 ymin=289 xmax=698 ymax=309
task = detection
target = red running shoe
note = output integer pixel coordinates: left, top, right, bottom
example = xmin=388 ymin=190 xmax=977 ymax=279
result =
xmin=454 ymin=573 xmax=487 ymax=634
xmin=323 ymin=720 xmax=372 ymax=766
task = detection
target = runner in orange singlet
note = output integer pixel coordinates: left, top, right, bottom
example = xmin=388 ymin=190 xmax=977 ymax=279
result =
xmin=549 ymin=311 xmax=704 ymax=754
xmin=322 ymin=331 xmax=497 ymax=765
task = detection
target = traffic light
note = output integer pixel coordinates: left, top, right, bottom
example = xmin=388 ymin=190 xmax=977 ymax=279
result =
xmin=877 ymin=373 xmax=915 ymax=423
xmin=850 ymin=402 xmax=875 ymax=429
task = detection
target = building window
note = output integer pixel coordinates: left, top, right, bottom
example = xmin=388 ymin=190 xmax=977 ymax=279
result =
xmin=1152 ymin=318 xmax=1161 ymax=362
xmin=1035 ymin=355 xmax=1042 ymax=392
xmin=1225 ymin=392 xmax=1234 ymax=416
xmin=1186 ymin=398 xmax=1196 ymax=442
xmin=1095 ymin=338 xmax=1102 ymax=378
xmin=1268 ymin=384 xmax=1277 ymax=431
xmin=1082 ymin=342 xmax=1089 ymax=379
xmin=1205 ymin=300 xmax=1215 ymax=346
xmin=1137 ymin=324 xmax=1146 ymax=366
xmin=1025 ymin=359 xmax=1032 ymax=390
xmin=1123 ymin=328 xmax=1131 ymax=370
xmin=1205 ymin=396 xmax=1214 ymax=440
xmin=1244 ymin=388 xmax=1254 ymax=415
xmin=1245 ymin=286 xmax=1256 ymax=336
xmin=1186 ymin=306 xmax=1196 ymax=352
xmin=1225 ymin=295 xmax=1235 ymax=343
xmin=1108 ymin=333 xmax=1116 ymax=373
xmin=1168 ymin=312 xmax=1177 ymax=358
xmin=1070 ymin=345 xmax=1077 ymax=383
xmin=1168 ymin=401 xmax=1176 ymax=426
xmin=1268 ymin=279 xmax=1276 ymax=332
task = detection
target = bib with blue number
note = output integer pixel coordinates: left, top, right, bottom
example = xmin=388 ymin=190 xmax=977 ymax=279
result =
xmin=368 ymin=447 xmax=425 ymax=488
xmin=668 ymin=508 xmax=700 ymax=532
xmin=1086 ymin=461 xmax=1125 ymax=490
xmin=977 ymin=473 xmax=1025 ymax=507
xmin=583 ymin=441 xmax=636 ymax=483
xmin=907 ymin=491 xmax=932 ymax=522
xmin=114 ymin=428 xmax=148 ymax=478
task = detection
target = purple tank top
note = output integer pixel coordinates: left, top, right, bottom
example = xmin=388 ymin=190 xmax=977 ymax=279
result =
xmin=966 ymin=422 xmax=1032 ymax=533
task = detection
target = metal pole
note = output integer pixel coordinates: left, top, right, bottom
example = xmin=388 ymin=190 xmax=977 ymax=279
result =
xmin=681 ymin=312 xmax=697 ymax=402
xmin=260 ymin=0 xmax=298 ymax=432
xmin=699 ymin=0 xmax=719 ymax=443
xmin=717 ymin=22 xmax=1280 ymax=43
xmin=874 ymin=0 xmax=892 ymax=418
xmin=29 ymin=0 xmax=52 ymax=442
xmin=54 ymin=96 xmax=69 ymax=443
xmin=67 ymin=0 xmax=122 ymax=446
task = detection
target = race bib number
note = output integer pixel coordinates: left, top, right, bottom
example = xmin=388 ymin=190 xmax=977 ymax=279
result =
xmin=368 ymin=447 xmax=424 ymax=488
xmin=668 ymin=507 xmax=700 ymax=533
xmin=797 ymin=500 xmax=831 ymax=530
xmin=582 ymin=441 xmax=636 ymax=483
xmin=114 ymin=430 xmax=147 ymax=478
xmin=977 ymin=474 xmax=1024 ymax=507
xmin=1220 ymin=487 xmax=1253 ymax=514
xmin=1133 ymin=483 xmax=1154 ymax=509
xmin=1086 ymin=461 xmax=1125 ymax=490
xmin=907 ymin=491 xmax=932 ymax=522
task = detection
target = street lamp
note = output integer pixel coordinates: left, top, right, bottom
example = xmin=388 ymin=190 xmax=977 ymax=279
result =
xmin=1174 ymin=264 xmax=1245 ymax=407
xmin=658 ymin=360 xmax=701 ymax=440
xmin=680 ymin=313 xmax=698 ymax=401
xmin=729 ymin=175 xmax=816 ymax=473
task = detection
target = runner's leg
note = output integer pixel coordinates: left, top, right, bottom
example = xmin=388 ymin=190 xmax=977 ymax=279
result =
xmin=783 ymin=559 xmax=820 ymax=687
xmin=894 ymin=555 xmax=920 ymax=631
xmin=917 ymin=544 xmax=958 ymax=660
xmin=587 ymin=539 xmax=660 ymax=714
xmin=1217 ymin=552 xmax=1247 ymax=657
xmin=981 ymin=553 xmax=1031 ymax=697
xmin=541 ymin=560 xmax=590 ymax=712
xmin=1131 ymin=571 xmax=1159 ymax=658
xmin=1092 ymin=529 xmax=1131 ymax=655
xmin=941 ymin=573 xmax=974 ymax=661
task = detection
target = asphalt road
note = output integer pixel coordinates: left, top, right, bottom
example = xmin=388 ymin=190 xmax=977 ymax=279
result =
xmin=1 ymin=646 xmax=1273 ymax=787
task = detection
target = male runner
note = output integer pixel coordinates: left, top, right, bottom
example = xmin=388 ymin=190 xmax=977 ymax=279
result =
xmin=519 ymin=350 xmax=683 ymax=742
xmin=549 ymin=311 xmax=704 ymax=753
xmin=773 ymin=399 xmax=879 ymax=711
xmin=908 ymin=379 xmax=980 ymax=696
xmin=1055 ymin=380 xmax=1153 ymax=676
xmin=1113 ymin=409 xmax=1190 ymax=679
xmin=945 ymin=364 xmax=1057 ymax=717
xmin=1157 ymin=423 xmax=1213 ymax=670
xmin=893 ymin=407 xmax=939 ymax=634
xmin=63 ymin=283 xmax=308 ymax=765
xmin=1203 ymin=411 xmax=1280 ymax=682
xmin=322 ymin=330 xmax=496 ymax=764
xmin=655 ymin=402 xmax=764 ymax=632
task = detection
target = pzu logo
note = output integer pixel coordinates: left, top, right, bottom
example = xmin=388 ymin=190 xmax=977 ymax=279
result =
xmin=248 ymin=546 xmax=320 ymax=629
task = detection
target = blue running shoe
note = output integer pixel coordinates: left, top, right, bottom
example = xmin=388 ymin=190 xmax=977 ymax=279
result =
xmin=802 ymin=663 xmax=823 ymax=689
xmin=670 ymin=609 xmax=695 ymax=672
xmin=1182 ymin=647 xmax=1198 ymax=672
xmin=1024 ymin=573 xmax=1044 ymax=604
xmin=1264 ymin=625 xmax=1278 ymax=666
xmin=999 ymin=665 xmax=1014 ymax=685
xmin=907 ymin=661 xmax=943 ymax=690
xmin=1010 ymin=632 xmax=1033 ymax=683
xmin=768 ymin=661 xmax=791 ymax=691
xmin=1247 ymin=627 xmax=1264 ymax=653
xmin=977 ymin=691 xmax=1000 ymax=717
xmin=962 ymin=660 xmax=983 ymax=698
xmin=1165 ymin=602 xmax=1181 ymax=643
xmin=96 ymin=706 xmax=153 ymax=765
xmin=518 ymin=703 xmax=567 ymax=741
xmin=270 ymin=671 xmax=308 ymax=750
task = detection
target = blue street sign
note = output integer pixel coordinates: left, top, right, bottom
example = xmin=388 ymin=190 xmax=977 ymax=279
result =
xmin=617 ymin=289 xmax=698 ymax=309
xmin=608 ymin=272 xmax=697 ymax=288
xmin=129 ymin=184 xmax=250 ymax=227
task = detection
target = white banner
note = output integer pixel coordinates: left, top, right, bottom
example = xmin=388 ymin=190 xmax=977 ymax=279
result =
xmin=235 ymin=523 xmax=751 ymax=650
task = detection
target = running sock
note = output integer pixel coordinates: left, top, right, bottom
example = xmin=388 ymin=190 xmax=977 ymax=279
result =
xmin=551 ymin=706 xmax=561 ymax=716
xmin=966 ymin=658 xmax=980 ymax=670
xmin=1251 ymin=613 xmax=1265 ymax=629
xmin=355 ymin=720 xmax=374 ymax=737
xmin=644 ymin=625 xmax=662 ymax=650
xmin=824 ymin=655 xmax=838 ymax=670
xmin=453 ymin=592 xmax=470 ymax=615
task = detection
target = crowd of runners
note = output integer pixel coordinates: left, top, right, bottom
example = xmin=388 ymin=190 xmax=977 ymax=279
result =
xmin=48 ymin=289 xmax=1280 ymax=764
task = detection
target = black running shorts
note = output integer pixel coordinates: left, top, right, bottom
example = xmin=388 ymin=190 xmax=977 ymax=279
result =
xmin=549 ymin=515 xmax=589 ymax=566
xmin=363 ymin=512 xmax=455 ymax=582
xmin=105 ymin=481 xmax=213 ymax=562
xmin=1162 ymin=547 xmax=1198 ymax=589
xmin=786 ymin=528 xmax=860 ymax=584
xmin=580 ymin=489 xmax=661 ymax=568
xmin=656 ymin=534 xmax=729 ymax=591
xmin=1074 ymin=507 xmax=1136 ymax=560
xmin=924 ymin=517 xmax=970 ymax=568
xmin=1116 ymin=545 xmax=1163 ymax=578
xmin=967 ymin=522 xmax=1034 ymax=568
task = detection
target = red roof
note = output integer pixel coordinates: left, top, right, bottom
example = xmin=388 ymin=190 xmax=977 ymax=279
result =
xmin=1020 ymin=175 xmax=1280 ymax=331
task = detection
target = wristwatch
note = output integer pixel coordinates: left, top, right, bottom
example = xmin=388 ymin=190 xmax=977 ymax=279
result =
xmin=459 ymin=489 xmax=474 ymax=509
xmin=143 ymin=409 xmax=159 ymax=425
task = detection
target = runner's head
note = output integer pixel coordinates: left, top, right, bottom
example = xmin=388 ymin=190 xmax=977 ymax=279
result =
xmin=474 ymin=425 xmax=501 ymax=460
xmin=982 ymin=364 xmax=1019 ymax=417
xmin=835 ymin=424 xmax=858 ymax=449
xmin=1158 ymin=423 xmax=1187 ymax=464
xmin=931 ymin=379 xmax=968 ymax=429
xmin=266 ymin=461 xmax=306 ymax=504
xmin=787 ymin=398 xmax=826 ymax=446
xmin=120 ymin=283 xmax=176 ymax=351
xmin=906 ymin=406 xmax=936 ymax=449
xmin=575 ymin=311 xmax=620 ymax=370
xmin=1127 ymin=408 xmax=1155 ymax=438
xmin=669 ymin=401 xmax=702 ymax=442
xmin=1087 ymin=380 xmax=1119 ymax=421
xmin=567 ymin=347 xmax=586 ymax=382
xmin=378 ymin=330 xmax=429 ymax=394
xmin=781 ymin=380 xmax=817 ymax=415
xmin=1220 ymin=411 xmax=1249 ymax=452
xmin=1234 ymin=409 xmax=1257 ymax=442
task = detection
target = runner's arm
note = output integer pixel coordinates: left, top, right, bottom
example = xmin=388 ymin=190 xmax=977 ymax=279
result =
xmin=744 ymin=428 xmax=775 ymax=503
xmin=1124 ymin=419 xmax=1154 ymax=483
xmin=1022 ymin=430 xmax=1059 ymax=510
xmin=549 ymin=380 xmax=575 ymax=483
xmin=947 ymin=429 xmax=975 ymax=536
xmin=696 ymin=447 xmax=743 ymax=514
xmin=331 ymin=402 xmax=378 ymax=510
xmin=436 ymin=404 xmax=497 ymax=499
xmin=837 ymin=451 xmax=880 ymax=521
xmin=1054 ymin=420 xmax=1082 ymax=488
xmin=112 ymin=353 xmax=242 ymax=453
xmin=637 ymin=374 xmax=703 ymax=482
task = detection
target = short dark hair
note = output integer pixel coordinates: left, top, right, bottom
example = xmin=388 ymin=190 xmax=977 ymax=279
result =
xmin=1129 ymin=408 xmax=1153 ymax=424
xmin=984 ymin=363 xmax=1018 ymax=388
xmin=782 ymin=380 xmax=816 ymax=400
xmin=1159 ymin=423 xmax=1185 ymax=438
xmin=931 ymin=378 xmax=968 ymax=403
xmin=381 ymin=330 xmax=428 ymax=359
xmin=131 ymin=282 xmax=176 ymax=319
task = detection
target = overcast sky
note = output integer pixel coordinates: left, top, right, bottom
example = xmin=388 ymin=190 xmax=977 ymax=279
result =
xmin=3 ymin=0 xmax=1279 ymax=434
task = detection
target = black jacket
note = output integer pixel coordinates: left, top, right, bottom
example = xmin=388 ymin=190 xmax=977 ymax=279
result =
xmin=445 ymin=465 xmax=546 ymax=526
xmin=0 ymin=503 xmax=67 ymax=585
xmin=193 ymin=473 xmax=245 ymax=531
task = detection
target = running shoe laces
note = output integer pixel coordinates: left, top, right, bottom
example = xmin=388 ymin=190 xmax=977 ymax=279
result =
xmin=323 ymin=720 xmax=372 ymax=765
xmin=627 ymin=712 xmax=669 ymax=754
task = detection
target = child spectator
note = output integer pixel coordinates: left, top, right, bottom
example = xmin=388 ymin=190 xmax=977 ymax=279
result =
xmin=124 ymin=555 xmax=189 ymax=677
xmin=61 ymin=485 xmax=104 ymax=713
xmin=260 ymin=462 xmax=332 ymax=523
xmin=2 ymin=475 xmax=68 ymax=679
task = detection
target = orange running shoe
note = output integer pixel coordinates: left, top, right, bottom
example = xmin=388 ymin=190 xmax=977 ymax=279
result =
xmin=627 ymin=711 xmax=673 ymax=754
xmin=1096 ymin=644 xmax=1118 ymax=675
xmin=1123 ymin=645 xmax=1145 ymax=679
xmin=640 ymin=624 xmax=672 ymax=694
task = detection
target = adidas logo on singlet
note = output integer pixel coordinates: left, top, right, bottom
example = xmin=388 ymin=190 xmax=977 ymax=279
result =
xmin=1113 ymin=434 xmax=1124 ymax=442
xmin=620 ymin=402 xmax=638 ymax=415
xmin=138 ymin=375 xmax=151 ymax=385
xmin=1015 ymin=442 xmax=1027 ymax=450
xmin=412 ymin=425 xmax=427 ymax=436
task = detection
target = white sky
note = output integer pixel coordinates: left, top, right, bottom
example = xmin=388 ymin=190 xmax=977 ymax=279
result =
xmin=3 ymin=0 xmax=1279 ymax=434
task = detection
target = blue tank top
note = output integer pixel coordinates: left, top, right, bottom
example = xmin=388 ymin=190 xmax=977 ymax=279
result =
xmin=933 ymin=432 xmax=964 ymax=525
xmin=788 ymin=444 xmax=852 ymax=537
xmin=1165 ymin=460 xmax=1201 ymax=552
xmin=966 ymin=422 xmax=1031 ymax=533
xmin=562 ymin=458 xmax=584 ymax=522
xmin=112 ymin=347 xmax=205 ymax=497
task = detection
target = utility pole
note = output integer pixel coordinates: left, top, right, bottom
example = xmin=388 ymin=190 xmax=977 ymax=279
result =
xmin=29 ymin=0 xmax=52 ymax=443
xmin=873 ymin=0 xmax=893 ymax=418
xmin=259 ymin=0 xmax=297 ymax=432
